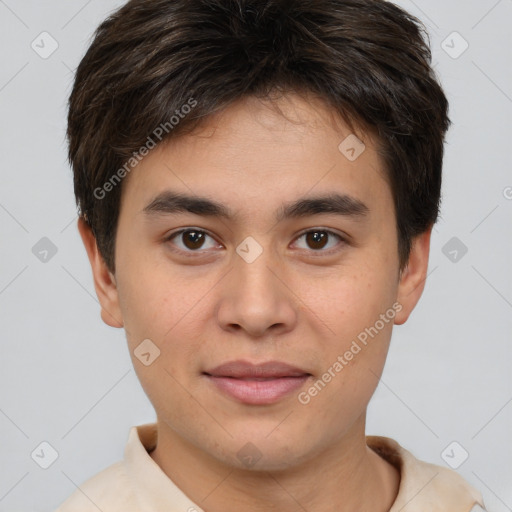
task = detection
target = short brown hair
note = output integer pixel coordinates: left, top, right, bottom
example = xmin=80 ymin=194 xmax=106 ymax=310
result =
xmin=67 ymin=0 xmax=451 ymax=273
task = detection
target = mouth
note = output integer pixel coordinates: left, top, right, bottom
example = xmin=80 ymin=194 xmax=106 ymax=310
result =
xmin=203 ymin=360 xmax=312 ymax=405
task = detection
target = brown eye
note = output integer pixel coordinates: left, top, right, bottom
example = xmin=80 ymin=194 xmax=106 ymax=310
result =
xmin=181 ymin=230 xmax=206 ymax=250
xmin=166 ymin=229 xmax=219 ymax=253
xmin=305 ymin=231 xmax=329 ymax=250
xmin=293 ymin=229 xmax=344 ymax=253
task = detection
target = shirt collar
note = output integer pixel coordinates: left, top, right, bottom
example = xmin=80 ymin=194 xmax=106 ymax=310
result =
xmin=124 ymin=423 xmax=485 ymax=511
xmin=367 ymin=435 xmax=485 ymax=511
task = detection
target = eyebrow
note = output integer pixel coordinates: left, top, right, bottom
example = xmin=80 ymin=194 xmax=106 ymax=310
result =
xmin=142 ymin=190 xmax=369 ymax=222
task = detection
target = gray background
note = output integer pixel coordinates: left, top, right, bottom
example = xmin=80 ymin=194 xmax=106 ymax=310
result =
xmin=0 ymin=0 xmax=511 ymax=510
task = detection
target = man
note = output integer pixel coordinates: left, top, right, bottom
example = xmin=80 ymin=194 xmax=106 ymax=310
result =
xmin=57 ymin=0 xmax=486 ymax=510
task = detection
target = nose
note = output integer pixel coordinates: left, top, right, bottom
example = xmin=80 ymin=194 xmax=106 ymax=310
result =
xmin=215 ymin=245 xmax=298 ymax=338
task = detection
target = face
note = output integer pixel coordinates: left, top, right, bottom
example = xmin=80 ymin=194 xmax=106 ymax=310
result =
xmin=80 ymin=93 xmax=430 ymax=471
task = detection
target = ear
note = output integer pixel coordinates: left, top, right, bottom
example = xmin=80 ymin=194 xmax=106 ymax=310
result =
xmin=394 ymin=227 xmax=432 ymax=325
xmin=77 ymin=217 xmax=124 ymax=328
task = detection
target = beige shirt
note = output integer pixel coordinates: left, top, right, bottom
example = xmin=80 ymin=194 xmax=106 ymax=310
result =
xmin=55 ymin=423 xmax=486 ymax=512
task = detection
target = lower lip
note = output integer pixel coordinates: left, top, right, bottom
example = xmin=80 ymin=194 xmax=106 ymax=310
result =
xmin=205 ymin=375 xmax=310 ymax=405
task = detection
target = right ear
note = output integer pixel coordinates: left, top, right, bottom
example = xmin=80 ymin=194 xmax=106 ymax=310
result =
xmin=77 ymin=217 xmax=124 ymax=328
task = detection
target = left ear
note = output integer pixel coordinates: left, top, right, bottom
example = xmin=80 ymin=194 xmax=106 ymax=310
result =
xmin=394 ymin=226 xmax=432 ymax=325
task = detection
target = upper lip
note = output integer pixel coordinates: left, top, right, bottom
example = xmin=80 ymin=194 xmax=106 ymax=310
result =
xmin=204 ymin=360 xmax=311 ymax=379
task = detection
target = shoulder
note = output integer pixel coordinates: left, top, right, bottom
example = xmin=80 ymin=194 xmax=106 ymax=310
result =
xmin=367 ymin=436 xmax=486 ymax=512
xmin=54 ymin=461 xmax=139 ymax=512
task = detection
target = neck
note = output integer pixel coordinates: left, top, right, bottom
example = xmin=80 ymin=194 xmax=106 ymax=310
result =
xmin=150 ymin=416 xmax=400 ymax=512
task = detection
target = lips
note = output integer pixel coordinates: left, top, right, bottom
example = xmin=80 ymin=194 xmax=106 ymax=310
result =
xmin=203 ymin=360 xmax=312 ymax=405
xmin=205 ymin=360 xmax=310 ymax=379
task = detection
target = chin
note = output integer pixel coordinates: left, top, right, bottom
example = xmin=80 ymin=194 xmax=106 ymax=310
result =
xmin=210 ymin=435 xmax=313 ymax=473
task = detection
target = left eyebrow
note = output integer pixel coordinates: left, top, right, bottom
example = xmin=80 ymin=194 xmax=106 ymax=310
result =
xmin=142 ymin=190 xmax=369 ymax=222
xmin=276 ymin=193 xmax=369 ymax=221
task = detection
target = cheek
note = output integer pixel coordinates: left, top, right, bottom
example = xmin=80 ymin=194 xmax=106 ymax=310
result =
xmin=318 ymin=266 xmax=397 ymax=339
xmin=299 ymin=307 xmax=395 ymax=437
xmin=116 ymin=246 xmax=179 ymax=329
xmin=116 ymin=261 xmax=211 ymax=369
xmin=116 ymin=267 xmax=205 ymax=413
xmin=303 ymin=260 xmax=398 ymax=396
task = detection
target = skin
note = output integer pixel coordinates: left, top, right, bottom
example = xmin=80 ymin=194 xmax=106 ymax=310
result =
xmin=78 ymin=92 xmax=432 ymax=512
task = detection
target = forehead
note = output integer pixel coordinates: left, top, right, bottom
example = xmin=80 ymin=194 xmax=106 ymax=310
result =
xmin=119 ymin=93 xmax=391 ymax=221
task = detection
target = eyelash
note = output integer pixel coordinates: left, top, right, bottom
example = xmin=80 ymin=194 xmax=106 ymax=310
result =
xmin=163 ymin=227 xmax=347 ymax=257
